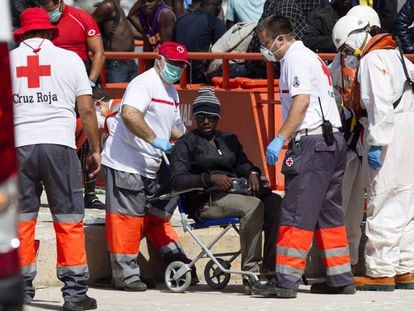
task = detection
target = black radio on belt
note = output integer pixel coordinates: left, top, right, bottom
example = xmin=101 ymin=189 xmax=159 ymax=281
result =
xmin=318 ymin=97 xmax=334 ymax=146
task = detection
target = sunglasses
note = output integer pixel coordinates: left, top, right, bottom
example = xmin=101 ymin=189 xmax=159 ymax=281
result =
xmin=194 ymin=114 xmax=219 ymax=122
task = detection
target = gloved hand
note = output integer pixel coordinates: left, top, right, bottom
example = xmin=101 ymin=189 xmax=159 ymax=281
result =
xmin=266 ymin=135 xmax=285 ymax=165
xmin=367 ymin=145 xmax=382 ymax=169
xmin=151 ymin=137 xmax=172 ymax=153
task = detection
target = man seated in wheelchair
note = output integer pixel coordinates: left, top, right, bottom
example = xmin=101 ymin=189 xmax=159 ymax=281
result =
xmin=170 ymin=87 xmax=281 ymax=274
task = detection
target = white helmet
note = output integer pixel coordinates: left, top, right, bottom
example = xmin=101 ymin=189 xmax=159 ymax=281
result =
xmin=332 ymin=15 xmax=369 ymax=49
xmin=347 ymin=5 xmax=381 ymax=27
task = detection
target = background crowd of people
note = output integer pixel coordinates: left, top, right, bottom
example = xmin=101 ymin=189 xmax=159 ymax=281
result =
xmin=10 ymin=0 xmax=413 ymax=84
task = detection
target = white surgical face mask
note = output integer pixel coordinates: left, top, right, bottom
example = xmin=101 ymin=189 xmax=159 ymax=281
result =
xmin=343 ymin=31 xmax=370 ymax=58
xmin=48 ymin=1 xmax=63 ymax=23
xmin=260 ymin=36 xmax=284 ymax=62
xmin=260 ymin=46 xmax=277 ymax=62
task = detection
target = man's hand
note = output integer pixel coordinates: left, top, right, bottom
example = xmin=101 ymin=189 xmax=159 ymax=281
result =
xmin=85 ymin=151 xmax=101 ymax=179
xmin=210 ymin=173 xmax=233 ymax=191
xmin=266 ymin=135 xmax=286 ymax=165
xmin=248 ymin=172 xmax=261 ymax=196
xmin=151 ymin=137 xmax=173 ymax=152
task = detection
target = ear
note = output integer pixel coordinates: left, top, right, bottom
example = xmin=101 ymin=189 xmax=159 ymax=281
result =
xmin=155 ymin=55 xmax=163 ymax=70
xmin=277 ymin=35 xmax=284 ymax=43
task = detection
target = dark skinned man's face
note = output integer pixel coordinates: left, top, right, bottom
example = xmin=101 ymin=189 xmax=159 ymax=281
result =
xmin=141 ymin=0 xmax=161 ymax=16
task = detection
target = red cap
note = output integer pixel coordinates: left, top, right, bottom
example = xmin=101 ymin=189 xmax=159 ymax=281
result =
xmin=158 ymin=41 xmax=190 ymax=64
xmin=13 ymin=8 xmax=59 ymax=43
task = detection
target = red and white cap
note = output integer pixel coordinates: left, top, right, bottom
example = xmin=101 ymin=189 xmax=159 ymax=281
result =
xmin=158 ymin=41 xmax=190 ymax=64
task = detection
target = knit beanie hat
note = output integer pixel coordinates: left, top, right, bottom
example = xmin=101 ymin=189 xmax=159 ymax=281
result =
xmin=192 ymin=87 xmax=221 ymax=118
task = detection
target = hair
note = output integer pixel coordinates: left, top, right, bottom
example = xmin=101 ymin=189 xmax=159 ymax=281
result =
xmin=36 ymin=0 xmax=59 ymax=6
xmin=369 ymin=25 xmax=387 ymax=36
xmin=23 ymin=29 xmax=53 ymax=40
xmin=256 ymin=15 xmax=295 ymax=40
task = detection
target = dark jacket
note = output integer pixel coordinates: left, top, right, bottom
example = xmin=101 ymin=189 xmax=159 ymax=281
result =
xmin=302 ymin=5 xmax=339 ymax=53
xmin=374 ymin=0 xmax=397 ymax=34
xmin=174 ymin=10 xmax=226 ymax=83
xmin=10 ymin=0 xmax=39 ymax=28
xmin=170 ymin=130 xmax=260 ymax=217
xmin=393 ymin=0 xmax=414 ymax=53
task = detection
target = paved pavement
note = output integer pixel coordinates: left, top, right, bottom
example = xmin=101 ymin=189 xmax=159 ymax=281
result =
xmin=31 ymin=192 xmax=414 ymax=311
xmin=25 ymin=283 xmax=414 ymax=311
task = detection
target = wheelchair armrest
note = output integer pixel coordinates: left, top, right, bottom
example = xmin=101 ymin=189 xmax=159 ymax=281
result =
xmin=156 ymin=185 xmax=222 ymax=201
xmin=155 ymin=187 xmax=205 ymax=201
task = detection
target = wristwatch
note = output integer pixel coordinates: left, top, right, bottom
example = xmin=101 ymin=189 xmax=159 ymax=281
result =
xmin=89 ymin=80 xmax=96 ymax=88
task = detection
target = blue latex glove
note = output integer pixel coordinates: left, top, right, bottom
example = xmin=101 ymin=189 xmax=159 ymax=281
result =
xmin=367 ymin=145 xmax=382 ymax=169
xmin=151 ymin=137 xmax=172 ymax=153
xmin=266 ymin=135 xmax=285 ymax=165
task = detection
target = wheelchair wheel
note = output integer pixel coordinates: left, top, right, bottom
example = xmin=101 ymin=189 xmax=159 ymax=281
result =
xmin=204 ymin=258 xmax=231 ymax=289
xmin=165 ymin=261 xmax=192 ymax=293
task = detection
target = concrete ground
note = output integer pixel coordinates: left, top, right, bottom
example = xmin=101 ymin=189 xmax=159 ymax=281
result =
xmin=25 ymin=284 xmax=414 ymax=311
xmin=30 ymin=192 xmax=414 ymax=311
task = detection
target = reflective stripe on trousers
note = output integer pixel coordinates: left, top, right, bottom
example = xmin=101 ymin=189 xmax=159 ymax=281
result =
xmin=106 ymin=212 xmax=185 ymax=287
xmin=276 ymin=225 xmax=352 ymax=288
xmin=19 ymin=214 xmax=89 ymax=302
xmin=275 ymin=134 xmax=353 ymax=289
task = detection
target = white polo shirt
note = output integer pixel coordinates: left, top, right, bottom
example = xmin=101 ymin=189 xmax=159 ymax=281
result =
xmin=10 ymin=38 xmax=91 ymax=149
xmin=279 ymin=41 xmax=341 ymax=131
xmin=101 ymin=68 xmax=184 ymax=179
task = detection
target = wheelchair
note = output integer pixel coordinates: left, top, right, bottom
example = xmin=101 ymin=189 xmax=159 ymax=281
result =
xmin=152 ymin=187 xmax=261 ymax=294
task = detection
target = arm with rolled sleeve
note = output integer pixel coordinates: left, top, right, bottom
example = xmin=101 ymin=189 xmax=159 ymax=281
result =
xmin=74 ymin=56 xmax=101 ymax=178
xmin=120 ymin=83 xmax=162 ymax=147
xmin=121 ymin=105 xmax=157 ymax=143
xmin=82 ymin=12 xmax=105 ymax=83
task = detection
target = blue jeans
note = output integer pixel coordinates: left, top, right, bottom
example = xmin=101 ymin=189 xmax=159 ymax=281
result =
xmin=105 ymin=59 xmax=138 ymax=83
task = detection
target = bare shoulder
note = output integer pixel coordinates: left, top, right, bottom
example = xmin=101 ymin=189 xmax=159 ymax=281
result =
xmin=95 ymin=0 xmax=116 ymax=13
xmin=159 ymin=8 xmax=176 ymax=19
xmin=159 ymin=8 xmax=176 ymax=23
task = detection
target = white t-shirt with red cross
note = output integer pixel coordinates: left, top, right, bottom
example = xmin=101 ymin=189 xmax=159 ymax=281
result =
xmin=279 ymin=41 xmax=341 ymax=131
xmin=10 ymin=38 xmax=92 ymax=149
xmin=101 ymin=68 xmax=184 ymax=179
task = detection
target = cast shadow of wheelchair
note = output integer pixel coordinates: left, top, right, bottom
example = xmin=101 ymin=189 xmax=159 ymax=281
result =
xmin=27 ymin=299 xmax=62 ymax=310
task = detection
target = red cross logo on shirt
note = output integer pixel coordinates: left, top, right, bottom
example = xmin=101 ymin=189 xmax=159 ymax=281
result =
xmin=286 ymin=157 xmax=294 ymax=167
xmin=16 ymin=55 xmax=51 ymax=88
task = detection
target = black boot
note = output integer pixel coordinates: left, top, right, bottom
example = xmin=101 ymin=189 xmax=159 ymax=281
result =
xmin=63 ymin=295 xmax=97 ymax=311
xmin=253 ymin=280 xmax=297 ymax=298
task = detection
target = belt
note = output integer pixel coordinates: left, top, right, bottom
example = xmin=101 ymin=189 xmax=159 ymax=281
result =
xmin=289 ymin=126 xmax=339 ymax=141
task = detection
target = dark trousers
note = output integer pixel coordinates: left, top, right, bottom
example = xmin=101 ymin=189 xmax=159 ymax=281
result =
xmin=275 ymin=133 xmax=354 ymax=289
